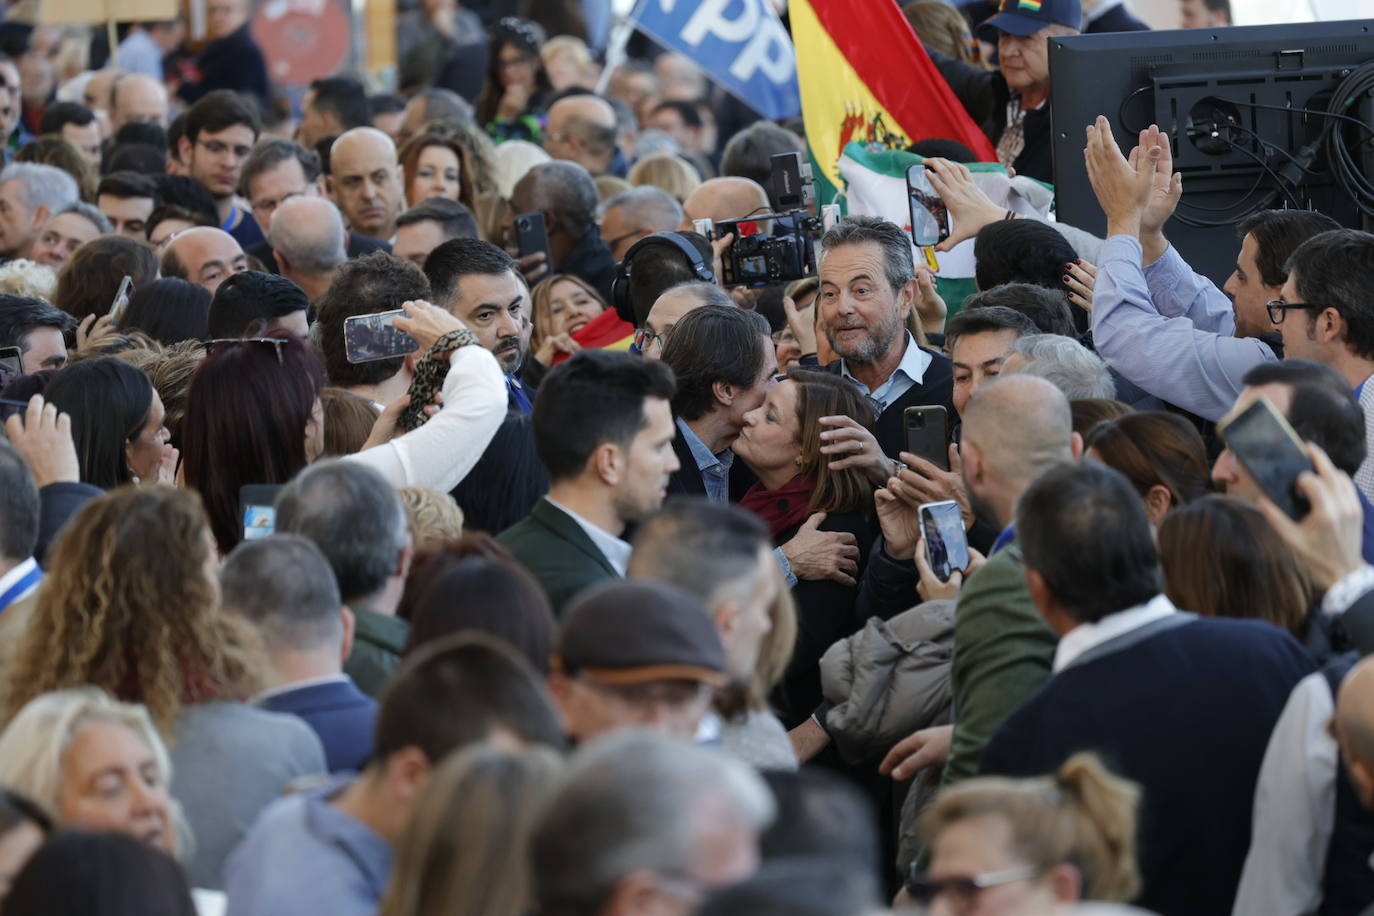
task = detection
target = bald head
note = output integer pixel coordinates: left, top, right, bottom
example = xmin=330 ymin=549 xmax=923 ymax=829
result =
xmin=544 ymin=94 xmax=619 ymax=175
xmin=962 ymin=374 xmax=1074 ymax=485
xmin=111 ymin=73 xmax=169 ymax=131
xmin=511 ymin=160 xmax=598 ymax=247
xmin=680 ymin=177 xmax=770 ymax=231
xmin=1339 ymin=657 xmax=1374 ymax=809
xmin=269 ymin=196 xmax=346 ymax=276
xmin=83 ymin=69 xmax=119 ymax=114
xmin=162 ymin=226 xmax=247 ymax=293
xmin=329 ymin=127 xmax=404 ymax=240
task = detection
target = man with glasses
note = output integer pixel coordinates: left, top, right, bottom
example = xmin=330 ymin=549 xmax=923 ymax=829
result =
xmin=600 ymin=186 xmax=682 ymax=263
xmin=638 ymin=282 xmax=734 ymax=361
xmin=542 ymin=94 xmax=620 ymax=178
xmin=177 ymin=90 xmax=264 ymax=250
xmin=1085 ymin=116 xmax=1340 ymax=422
xmin=1256 ymin=230 xmax=1374 ymax=501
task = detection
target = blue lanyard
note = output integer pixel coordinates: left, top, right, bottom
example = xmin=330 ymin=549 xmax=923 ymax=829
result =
xmin=0 ymin=564 xmax=41 ymax=614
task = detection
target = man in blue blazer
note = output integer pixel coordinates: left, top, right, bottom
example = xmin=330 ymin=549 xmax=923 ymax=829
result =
xmin=220 ymin=534 xmax=377 ymax=773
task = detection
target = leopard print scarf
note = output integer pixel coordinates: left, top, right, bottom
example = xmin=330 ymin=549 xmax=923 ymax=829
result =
xmin=397 ymin=328 xmax=482 ymax=432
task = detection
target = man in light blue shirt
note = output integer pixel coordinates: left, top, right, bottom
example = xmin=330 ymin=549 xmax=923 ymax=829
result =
xmin=1087 ymin=117 xmax=1340 ymax=423
xmin=115 ymin=22 xmax=183 ymax=79
xmin=224 ymin=634 xmax=564 ymax=915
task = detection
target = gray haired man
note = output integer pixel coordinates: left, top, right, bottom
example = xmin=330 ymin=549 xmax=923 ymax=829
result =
xmin=0 ymin=163 xmax=80 ymax=260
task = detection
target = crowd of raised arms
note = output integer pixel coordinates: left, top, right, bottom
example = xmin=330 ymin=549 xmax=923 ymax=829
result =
xmin=0 ymin=0 xmax=1366 ymax=913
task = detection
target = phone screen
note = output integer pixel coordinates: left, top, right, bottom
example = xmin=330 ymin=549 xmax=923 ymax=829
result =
xmin=1220 ymin=397 xmax=1314 ymax=519
xmin=920 ymin=500 xmax=969 ymax=583
xmin=240 ymin=485 xmax=282 ymax=541
xmin=907 ymin=164 xmax=950 ymax=247
xmin=343 ymin=310 xmax=420 ymax=364
xmin=0 ymin=346 xmax=21 ymax=388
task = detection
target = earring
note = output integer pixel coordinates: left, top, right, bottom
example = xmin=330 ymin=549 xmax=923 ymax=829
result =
xmin=794 ymin=456 xmax=803 ymax=467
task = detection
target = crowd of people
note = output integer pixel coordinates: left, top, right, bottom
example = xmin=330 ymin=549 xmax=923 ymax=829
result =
xmin=0 ymin=0 xmax=1365 ymax=913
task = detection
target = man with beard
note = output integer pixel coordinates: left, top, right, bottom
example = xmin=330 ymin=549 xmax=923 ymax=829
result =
xmin=498 ymin=350 xmax=679 ymax=613
xmin=816 ymin=215 xmax=955 ymax=472
xmin=424 ymin=238 xmax=533 ymax=413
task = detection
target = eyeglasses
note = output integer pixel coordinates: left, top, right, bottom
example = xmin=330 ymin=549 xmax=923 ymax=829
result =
xmin=205 ymin=337 xmax=288 ymax=365
xmin=1266 ymin=299 xmax=1329 ymax=324
xmin=633 ymin=327 xmax=670 ymax=353
xmin=905 ymin=865 xmax=1041 ymax=911
xmin=605 ymin=227 xmax=647 ymax=252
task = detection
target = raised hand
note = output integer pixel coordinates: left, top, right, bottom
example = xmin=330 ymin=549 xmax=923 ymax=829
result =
xmin=1084 ymin=115 xmax=1160 ymax=239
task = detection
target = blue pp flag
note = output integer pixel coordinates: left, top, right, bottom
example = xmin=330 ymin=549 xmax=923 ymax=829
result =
xmin=631 ymin=0 xmax=802 ymax=120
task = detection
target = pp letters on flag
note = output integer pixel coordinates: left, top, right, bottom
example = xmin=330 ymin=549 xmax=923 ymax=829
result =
xmin=632 ymin=0 xmax=802 ymax=120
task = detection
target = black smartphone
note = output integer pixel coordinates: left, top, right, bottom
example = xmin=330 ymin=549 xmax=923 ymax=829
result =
xmin=343 ymin=309 xmax=420 ymax=363
xmin=903 ymin=405 xmax=950 ymax=471
xmin=920 ymin=499 xmax=969 ymax=583
xmin=906 ymin=164 xmax=950 ymax=247
xmin=0 ymin=346 xmax=21 ymax=389
xmin=515 ymin=211 xmax=551 ymax=265
xmin=1218 ymin=395 xmax=1313 ymax=519
xmin=240 ymin=484 xmax=283 ymax=541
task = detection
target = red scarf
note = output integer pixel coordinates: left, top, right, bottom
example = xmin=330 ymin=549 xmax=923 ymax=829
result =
xmin=739 ymin=475 xmax=816 ymax=538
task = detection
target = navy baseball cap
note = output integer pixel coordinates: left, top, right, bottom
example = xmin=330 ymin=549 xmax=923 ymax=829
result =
xmin=977 ymin=0 xmax=1082 ymax=39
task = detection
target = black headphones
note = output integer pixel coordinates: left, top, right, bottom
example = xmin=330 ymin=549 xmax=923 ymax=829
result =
xmin=610 ymin=232 xmax=716 ymax=323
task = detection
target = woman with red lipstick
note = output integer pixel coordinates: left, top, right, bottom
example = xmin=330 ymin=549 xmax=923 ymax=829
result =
xmin=732 ymin=369 xmax=878 ymax=726
xmin=525 ymin=273 xmax=608 ymax=387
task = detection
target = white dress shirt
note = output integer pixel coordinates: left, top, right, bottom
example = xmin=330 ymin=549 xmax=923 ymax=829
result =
xmin=543 ymin=496 xmax=632 ymax=576
xmin=1053 ymin=593 xmax=1180 ymax=672
xmin=1232 ymin=671 xmax=1336 ymax=915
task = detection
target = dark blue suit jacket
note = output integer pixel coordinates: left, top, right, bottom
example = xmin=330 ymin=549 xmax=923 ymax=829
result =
xmin=259 ymin=678 xmax=377 ymax=774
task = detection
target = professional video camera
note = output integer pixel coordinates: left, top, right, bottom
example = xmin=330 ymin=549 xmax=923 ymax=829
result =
xmin=695 ymin=152 xmax=841 ymax=288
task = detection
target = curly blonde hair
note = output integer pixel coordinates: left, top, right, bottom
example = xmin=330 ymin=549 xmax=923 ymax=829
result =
xmin=398 ymin=487 xmax=466 ymax=555
xmin=5 ymin=486 xmax=267 ymax=737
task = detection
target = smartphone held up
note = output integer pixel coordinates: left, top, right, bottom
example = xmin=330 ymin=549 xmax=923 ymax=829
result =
xmin=343 ymin=310 xmax=420 ymax=364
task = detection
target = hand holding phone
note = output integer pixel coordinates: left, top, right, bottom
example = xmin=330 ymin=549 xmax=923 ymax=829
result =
xmin=108 ymin=276 xmax=134 ymax=322
xmin=1217 ymin=395 xmax=1314 ymax=519
xmin=918 ymin=499 xmax=970 ymax=582
xmin=344 ymin=310 xmax=420 ymax=364
xmin=907 ymin=164 xmax=950 ymax=248
xmin=903 ymin=406 xmax=950 ymax=471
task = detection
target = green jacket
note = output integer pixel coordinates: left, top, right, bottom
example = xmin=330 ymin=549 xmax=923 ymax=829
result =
xmin=345 ymin=606 xmax=410 ymax=698
xmin=941 ymin=542 xmax=1057 ymax=787
xmin=497 ymin=497 xmax=619 ymax=616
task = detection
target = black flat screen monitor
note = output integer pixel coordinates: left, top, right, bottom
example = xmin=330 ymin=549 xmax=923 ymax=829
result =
xmin=1049 ymin=20 xmax=1374 ymax=282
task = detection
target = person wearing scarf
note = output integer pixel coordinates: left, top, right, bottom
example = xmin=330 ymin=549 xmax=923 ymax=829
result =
xmin=733 ymin=369 xmax=879 ymax=726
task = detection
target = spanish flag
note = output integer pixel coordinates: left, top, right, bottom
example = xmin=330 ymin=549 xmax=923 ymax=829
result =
xmin=791 ymin=0 xmax=998 ymax=200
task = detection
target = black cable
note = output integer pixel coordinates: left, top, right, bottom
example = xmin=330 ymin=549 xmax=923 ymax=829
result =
xmin=1169 ymin=124 xmax=1287 ymax=224
xmin=1219 ymin=119 xmax=1309 ymax=174
xmin=1324 ymin=61 xmax=1374 ymax=218
xmin=1215 ymin=95 xmax=1373 ymax=138
xmin=1197 ymin=124 xmax=1304 ymax=208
